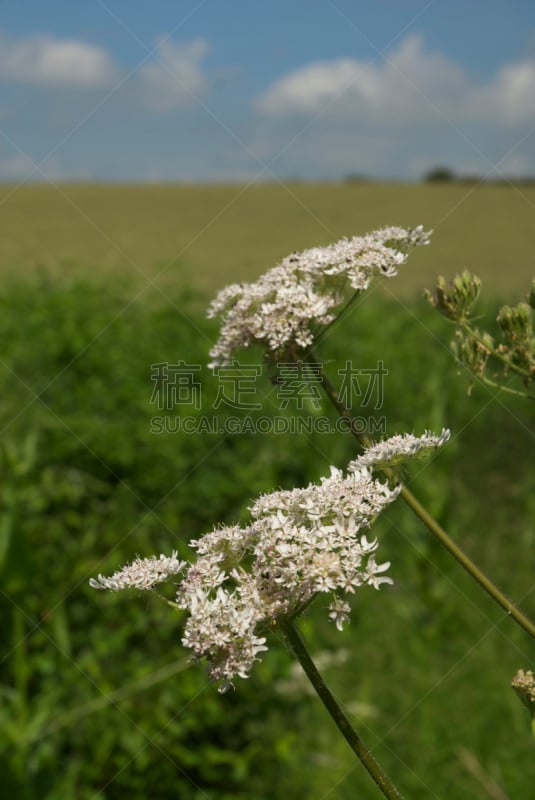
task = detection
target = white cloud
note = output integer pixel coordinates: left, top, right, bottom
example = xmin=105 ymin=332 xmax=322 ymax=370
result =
xmin=255 ymin=34 xmax=535 ymax=127
xmin=473 ymin=60 xmax=535 ymax=123
xmin=0 ymin=31 xmax=210 ymax=111
xmin=0 ymin=32 xmax=118 ymax=89
xmin=138 ymin=38 xmax=210 ymax=111
xmin=255 ymin=35 xmax=467 ymax=121
xmin=256 ymin=57 xmax=376 ymax=115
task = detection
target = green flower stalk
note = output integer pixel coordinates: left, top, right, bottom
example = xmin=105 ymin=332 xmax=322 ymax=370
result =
xmin=282 ymin=620 xmax=404 ymax=800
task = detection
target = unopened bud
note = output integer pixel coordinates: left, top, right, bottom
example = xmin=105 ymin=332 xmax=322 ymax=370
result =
xmin=497 ymin=302 xmax=533 ymax=345
xmin=427 ymin=272 xmax=481 ymax=321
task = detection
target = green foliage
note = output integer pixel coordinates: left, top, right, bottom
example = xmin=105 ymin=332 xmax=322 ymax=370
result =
xmin=0 ymin=275 xmax=534 ymax=798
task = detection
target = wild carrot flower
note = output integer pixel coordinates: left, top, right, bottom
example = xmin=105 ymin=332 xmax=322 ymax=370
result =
xmin=207 ymin=225 xmax=431 ymax=366
xmin=352 ymin=429 xmax=451 ymax=469
xmin=90 ymin=430 xmax=449 ymax=690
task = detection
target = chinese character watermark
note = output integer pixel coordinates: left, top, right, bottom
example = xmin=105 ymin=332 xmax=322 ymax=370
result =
xmin=149 ymin=359 xmax=388 ymax=435
xmin=150 ymin=361 xmax=202 ymax=411
xmin=275 ymin=361 xmax=323 ymax=410
xmin=337 ymin=360 xmax=388 ymax=410
xmin=212 ymin=361 xmax=262 ymax=410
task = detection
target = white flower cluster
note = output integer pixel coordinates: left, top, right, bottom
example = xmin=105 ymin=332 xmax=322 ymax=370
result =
xmin=353 ymin=429 xmax=451 ymax=469
xmin=207 ymin=225 xmax=431 ymax=366
xmin=90 ymin=430 xmax=450 ymax=690
xmin=177 ymin=463 xmax=399 ymax=688
xmin=89 ymin=551 xmax=186 ymax=591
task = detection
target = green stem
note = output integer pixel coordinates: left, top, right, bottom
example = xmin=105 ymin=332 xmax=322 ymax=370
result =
xmin=398 ymin=488 xmax=535 ymax=639
xmin=281 ymin=619 xmax=404 ymax=800
xmin=312 ymin=289 xmax=362 ymax=350
xmin=306 ymin=350 xmax=535 ymax=640
xmin=151 ymin=589 xmax=182 ymax=610
xmin=474 ymin=372 xmax=535 ymax=400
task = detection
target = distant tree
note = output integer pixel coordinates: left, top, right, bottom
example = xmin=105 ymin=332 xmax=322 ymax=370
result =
xmin=424 ymin=166 xmax=455 ymax=182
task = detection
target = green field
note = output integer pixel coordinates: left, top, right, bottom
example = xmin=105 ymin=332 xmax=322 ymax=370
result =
xmin=1 ymin=181 xmax=534 ymax=298
xmin=0 ymin=185 xmax=534 ymax=799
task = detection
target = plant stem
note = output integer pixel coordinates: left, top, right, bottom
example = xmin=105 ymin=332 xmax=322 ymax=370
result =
xmin=306 ymin=351 xmax=535 ymax=640
xmin=281 ymin=619 xmax=404 ymax=800
xmin=474 ymin=372 xmax=535 ymax=400
xmin=398 ymin=488 xmax=535 ymax=639
xmin=312 ymin=289 xmax=362 ymax=350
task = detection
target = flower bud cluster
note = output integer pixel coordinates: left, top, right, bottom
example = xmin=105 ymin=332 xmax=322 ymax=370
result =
xmin=511 ymin=669 xmax=535 ymax=717
xmin=207 ymin=226 xmax=430 ymax=366
xmin=428 ymin=272 xmax=535 ymax=395
xmin=426 ymin=271 xmax=481 ymax=322
xmin=497 ymin=303 xmax=535 ymax=376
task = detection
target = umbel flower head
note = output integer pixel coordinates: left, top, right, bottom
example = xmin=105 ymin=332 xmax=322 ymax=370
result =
xmin=207 ymin=225 xmax=431 ymax=366
xmin=91 ymin=429 xmax=449 ymax=691
xmin=353 ymin=429 xmax=451 ymax=470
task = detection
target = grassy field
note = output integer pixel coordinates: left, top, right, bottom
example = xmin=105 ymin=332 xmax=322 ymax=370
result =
xmin=0 ymin=181 xmax=534 ymax=298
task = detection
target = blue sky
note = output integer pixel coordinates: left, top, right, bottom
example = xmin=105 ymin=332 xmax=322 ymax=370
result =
xmin=1 ymin=0 xmax=535 ymax=181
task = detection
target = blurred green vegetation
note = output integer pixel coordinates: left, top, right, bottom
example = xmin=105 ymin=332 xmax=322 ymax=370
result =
xmin=0 ymin=272 xmax=533 ymax=799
